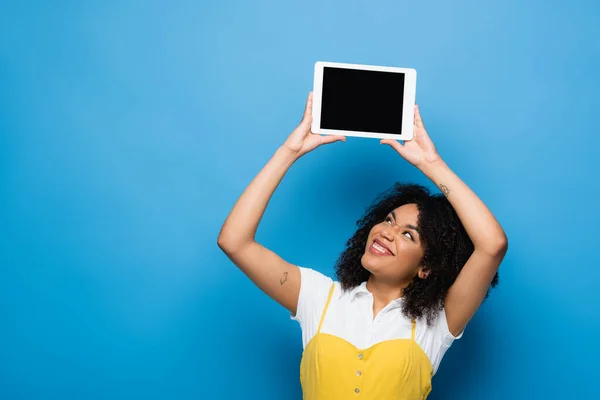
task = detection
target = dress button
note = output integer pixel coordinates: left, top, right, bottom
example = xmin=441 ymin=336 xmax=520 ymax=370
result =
xmin=357 ymin=353 xmax=363 ymax=360
xmin=355 ymin=388 xmax=360 ymax=394
xmin=356 ymin=370 xmax=362 ymax=376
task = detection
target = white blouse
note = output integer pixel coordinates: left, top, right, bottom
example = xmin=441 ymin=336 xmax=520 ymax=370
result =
xmin=291 ymin=267 xmax=463 ymax=375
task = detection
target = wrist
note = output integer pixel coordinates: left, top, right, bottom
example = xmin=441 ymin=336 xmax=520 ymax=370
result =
xmin=276 ymin=145 xmax=301 ymax=165
xmin=418 ymin=157 xmax=448 ymax=176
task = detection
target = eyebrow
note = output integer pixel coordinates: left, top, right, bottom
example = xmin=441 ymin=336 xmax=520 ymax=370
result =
xmin=390 ymin=211 xmax=421 ymax=237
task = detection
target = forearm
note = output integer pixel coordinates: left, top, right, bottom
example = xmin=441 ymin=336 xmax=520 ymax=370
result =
xmin=421 ymin=159 xmax=507 ymax=255
xmin=218 ymin=146 xmax=298 ymax=249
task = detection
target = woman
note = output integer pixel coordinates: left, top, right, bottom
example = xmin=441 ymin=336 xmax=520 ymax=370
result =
xmin=218 ymin=93 xmax=507 ymax=399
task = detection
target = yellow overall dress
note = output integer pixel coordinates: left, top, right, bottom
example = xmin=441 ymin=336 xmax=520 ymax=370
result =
xmin=300 ymin=284 xmax=434 ymax=400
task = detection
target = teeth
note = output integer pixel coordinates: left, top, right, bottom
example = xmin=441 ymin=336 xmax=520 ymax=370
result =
xmin=373 ymin=242 xmax=389 ymax=254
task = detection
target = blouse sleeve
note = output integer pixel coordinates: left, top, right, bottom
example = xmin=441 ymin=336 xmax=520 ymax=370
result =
xmin=290 ymin=267 xmax=334 ymax=348
xmin=426 ymin=307 xmax=465 ymax=374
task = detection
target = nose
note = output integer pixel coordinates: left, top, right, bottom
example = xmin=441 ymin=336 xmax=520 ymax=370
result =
xmin=380 ymin=225 xmax=394 ymax=241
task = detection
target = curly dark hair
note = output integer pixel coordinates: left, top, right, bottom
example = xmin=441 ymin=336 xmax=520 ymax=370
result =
xmin=334 ymin=183 xmax=499 ymax=325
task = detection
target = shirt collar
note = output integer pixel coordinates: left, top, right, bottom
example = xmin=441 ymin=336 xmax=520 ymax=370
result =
xmin=344 ymin=281 xmax=405 ymax=308
xmin=347 ymin=281 xmax=370 ymax=299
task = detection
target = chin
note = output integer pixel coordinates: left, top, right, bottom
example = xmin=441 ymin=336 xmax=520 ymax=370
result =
xmin=360 ymin=253 xmax=382 ymax=274
xmin=360 ymin=253 xmax=371 ymax=268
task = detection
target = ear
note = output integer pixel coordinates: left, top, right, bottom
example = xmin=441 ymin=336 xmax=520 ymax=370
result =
xmin=418 ymin=267 xmax=430 ymax=280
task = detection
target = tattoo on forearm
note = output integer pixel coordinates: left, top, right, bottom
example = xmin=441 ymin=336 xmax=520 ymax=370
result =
xmin=439 ymin=184 xmax=450 ymax=197
xmin=280 ymin=272 xmax=289 ymax=286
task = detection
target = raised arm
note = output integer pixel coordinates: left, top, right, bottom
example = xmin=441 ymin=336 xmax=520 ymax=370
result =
xmin=381 ymin=105 xmax=508 ymax=336
xmin=217 ymin=93 xmax=345 ymax=314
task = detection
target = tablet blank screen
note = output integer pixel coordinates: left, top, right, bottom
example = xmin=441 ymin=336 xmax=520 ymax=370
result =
xmin=320 ymin=67 xmax=405 ymax=134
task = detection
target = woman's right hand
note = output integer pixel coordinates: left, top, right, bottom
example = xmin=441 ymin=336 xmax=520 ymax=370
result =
xmin=282 ymin=92 xmax=346 ymax=158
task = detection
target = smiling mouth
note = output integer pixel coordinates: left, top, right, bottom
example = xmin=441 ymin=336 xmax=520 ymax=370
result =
xmin=369 ymin=239 xmax=394 ymax=256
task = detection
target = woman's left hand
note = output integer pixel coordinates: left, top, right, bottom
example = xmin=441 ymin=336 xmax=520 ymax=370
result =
xmin=381 ymin=105 xmax=442 ymax=169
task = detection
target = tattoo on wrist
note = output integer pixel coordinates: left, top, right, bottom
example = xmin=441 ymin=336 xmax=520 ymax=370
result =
xmin=439 ymin=184 xmax=450 ymax=197
xmin=280 ymin=272 xmax=289 ymax=286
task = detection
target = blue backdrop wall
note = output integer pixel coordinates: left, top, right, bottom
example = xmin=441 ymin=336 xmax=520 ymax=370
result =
xmin=1 ymin=0 xmax=599 ymax=399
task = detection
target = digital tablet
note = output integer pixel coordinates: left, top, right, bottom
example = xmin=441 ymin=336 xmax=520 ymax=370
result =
xmin=312 ymin=61 xmax=417 ymax=140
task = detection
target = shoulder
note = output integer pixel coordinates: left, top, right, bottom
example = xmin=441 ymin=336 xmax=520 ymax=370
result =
xmin=298 ymin=266 xmax=334 ymax=290
xmin=291 ymin=267 xmax=336 ymax=322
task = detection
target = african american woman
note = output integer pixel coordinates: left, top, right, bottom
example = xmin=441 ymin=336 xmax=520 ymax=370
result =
xmin=218 ymin=93 xmax=507 ymax=399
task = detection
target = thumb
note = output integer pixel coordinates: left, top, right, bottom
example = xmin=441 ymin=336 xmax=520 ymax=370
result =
xmin=303 ymin=92 xmax=313 ymax=119
xmin=298 ymin=114 xmax=313 ymax=131
xmin=299 ymin=92 xmax=313 ymax=128
xmin=300 ymin=92 xmax=312 ymax=132
xmin=320 ymin=135 xmax=346 ymax=145
xmin=380 ymin=139 xmax=405 ymax=154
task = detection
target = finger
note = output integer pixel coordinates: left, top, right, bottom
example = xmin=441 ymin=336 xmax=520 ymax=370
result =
xmin=303 ymin=92 xmax=313 ymax=120
xmin=380 ymin=139 xmax=405 ymax=154
xmin=414 ymin=105 xmax=425 ymax=129
xmin=414 ymin=120 xmax=433 ymax=142
xmin=320 ymin=135 xmax=346 ymax=145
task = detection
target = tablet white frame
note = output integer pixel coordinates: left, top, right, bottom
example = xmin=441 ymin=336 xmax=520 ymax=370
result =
xmin=312 ymin=61 xmax=417 ymax=141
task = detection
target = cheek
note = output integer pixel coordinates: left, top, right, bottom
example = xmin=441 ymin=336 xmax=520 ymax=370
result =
xmin=410 ymin=245 xmax=425 ymax=260
xmin=365 ymin=227 xmax=379 ymax=243
xmin=398 ymin=244 xmax=424 ymax=263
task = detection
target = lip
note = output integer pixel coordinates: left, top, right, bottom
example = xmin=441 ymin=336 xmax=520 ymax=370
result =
xmin=370 ymin=238 xmax=394 ymax=256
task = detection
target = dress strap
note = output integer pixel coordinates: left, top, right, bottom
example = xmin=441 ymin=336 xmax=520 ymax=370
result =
xmin=317 ymin=283 xmax=336 ymax=333
xmin=410 ymin=319 xmax=416 ymax=340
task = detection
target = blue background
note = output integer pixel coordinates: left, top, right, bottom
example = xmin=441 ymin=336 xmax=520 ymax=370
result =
xmin=1 ymin=0 xmax=599 ymax=399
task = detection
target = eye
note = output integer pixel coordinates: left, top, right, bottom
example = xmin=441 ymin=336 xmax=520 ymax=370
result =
xmin=403 ymin=231 xmax=414 ymax=241
xmin=385 ymin=216 xmax=393 ymax=225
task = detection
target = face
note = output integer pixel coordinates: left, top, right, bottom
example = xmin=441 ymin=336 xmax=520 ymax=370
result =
xmin=361 ymin=203 xmax=427 ymax=283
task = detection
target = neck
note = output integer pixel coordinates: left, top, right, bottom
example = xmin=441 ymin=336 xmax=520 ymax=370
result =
xmin=366 ymin=275 xmax=411 ymax=304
